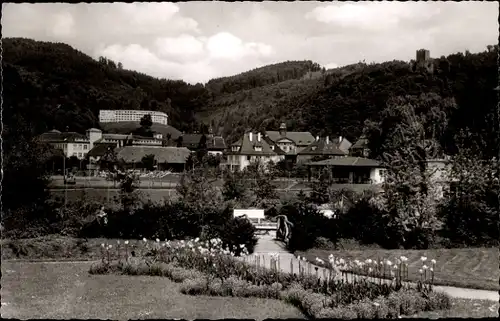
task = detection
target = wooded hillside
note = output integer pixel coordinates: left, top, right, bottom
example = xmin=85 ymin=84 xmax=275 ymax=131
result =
xmin=4 ymin=38 xmax=498 ymax=159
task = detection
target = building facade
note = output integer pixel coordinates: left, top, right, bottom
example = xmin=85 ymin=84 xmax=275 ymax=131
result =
xmin=225 ymin=132 xmax=285 ymax=171
xmin=39 ymin=129 xmax=90 ymax=160
xmin=99 ymin=110 xmax=168 ymax=125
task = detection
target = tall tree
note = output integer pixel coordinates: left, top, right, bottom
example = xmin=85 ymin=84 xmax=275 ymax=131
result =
xmin=369 ymin=94 xmax=452 ymax=248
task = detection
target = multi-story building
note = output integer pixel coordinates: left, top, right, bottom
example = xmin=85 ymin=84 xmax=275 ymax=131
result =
xmin=99 ymin=110 xmax=168 ymax=125
xmin=263 ymin=123 xmax=316 ymax=155
xmin=39 ymin=129 xmax=91 ymax=160
xmin=225 ymin=132 xmax=285 ymax=171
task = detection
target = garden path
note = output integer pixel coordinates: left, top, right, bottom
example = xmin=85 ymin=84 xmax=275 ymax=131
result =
xmin=243 ymin=235 xmax=499 ymax=302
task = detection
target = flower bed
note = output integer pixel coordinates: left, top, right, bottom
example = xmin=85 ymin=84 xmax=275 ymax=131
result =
xmin=89 ymin=237 xmax=451 ymax=319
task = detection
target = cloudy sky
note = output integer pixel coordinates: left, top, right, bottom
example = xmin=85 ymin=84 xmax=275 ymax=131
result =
xmin=3 ymin=2 xmax=498 ymax=84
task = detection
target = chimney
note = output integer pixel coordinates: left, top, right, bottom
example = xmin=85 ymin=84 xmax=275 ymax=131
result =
xmin=326 ymin=136 xmax=329 ymax=144
xmin=249 ymin=132 xmax=253 ymax=142
xmin=316 ymin=135 xmax=319 ymax=141
xmin=279 ymin=122 xmax=287 ymax=136
xmin=257 ymin=132 xmax=261 ymax=142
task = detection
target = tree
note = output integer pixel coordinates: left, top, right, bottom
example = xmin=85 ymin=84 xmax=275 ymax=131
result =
xmin=141 ymin=154 xmax=155 ymax=171
xmin=439 ymin=133 xmax=499 ymax=246
xmin=100 ymin=147 xmax=118 ymax=172
xmin=176 ymin=136 xmax=184 ymax=148
xmin=117 ymin=62 xmax=123 ymax=69
xmin=244 ymin=160 xmax=277 ymax=202
xmin=176 ymin=167 xmax=221 ymax=208
xmin=222 ymin=170 xmax=250 ymax=203
xmin=308 ymin=168 xmax=330 ymax=205
xmin=368 ymin=94 xmax=451 ymax=248
xmin=196 ymin=134 xmax=208 ymax=162
xmin=137 ymin=114 xmax=153 ymax=137
xmin=115 ymin=170 xmax=142 ymax=214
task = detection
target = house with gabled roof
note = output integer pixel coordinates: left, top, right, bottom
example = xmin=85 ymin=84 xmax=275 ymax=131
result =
xmin=225 ymin=132 xmax=285 ymax=171
xmin=350 ymin=135 xmax=370 ymax=157
xmin=176 ymin=133 xmax=226 ymax=156
xmin=307 ymin=156 xmax=386 ymax=184
xmin=263 ymin=122 xmax=316 ymax=155
xmin=297 ymin=136 xmax=348 ymax=163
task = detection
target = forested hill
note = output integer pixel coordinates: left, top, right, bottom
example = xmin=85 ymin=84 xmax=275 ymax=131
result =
xmin=4 ymin=38 xmax=498 ymax=159
xmin=3 ymin=37 xmax=210 ymax=137
xmin=201 ymin=47 xmax=498 ymax=158
xmin=205 ymin=60 xmax=323 ymax=95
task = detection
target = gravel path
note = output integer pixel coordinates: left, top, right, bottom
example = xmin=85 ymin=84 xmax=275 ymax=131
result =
xmin=244 ymin=235 xmax=499 ymax=302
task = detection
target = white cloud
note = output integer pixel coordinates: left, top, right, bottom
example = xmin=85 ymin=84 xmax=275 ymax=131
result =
xmin=52 ymin=11 xmax=75 ymax=38
xmin=154 ymin=34 xmax=205 ymax=61
xmin=306 ymin=2 xmax=441 ymax=31
xmin=206 ymin=32 xmax=274 ymax=60
xmin=324 ymin=63 xmax=339 ymax=69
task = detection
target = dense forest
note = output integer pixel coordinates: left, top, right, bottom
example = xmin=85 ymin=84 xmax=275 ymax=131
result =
xmin=203 ymin=48 xmax=498 ymax=158
xmin=4 ymin=37 xmax=499 ymax=160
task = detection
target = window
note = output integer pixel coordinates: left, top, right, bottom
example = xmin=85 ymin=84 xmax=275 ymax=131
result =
xmin=379 ymin=169 xmax=387 ymax=178
xmin=78 ymin=153 xmax=83 ymax=157
xmin=72 ymin=153 xmax=77 ymax=156
xmin=254 ymin=146 xmax=262 ymax=151
xmin=83 ymin=145 xmax=88 ymax=150
xmin=247 ymin=155 xmax=251 ymax=161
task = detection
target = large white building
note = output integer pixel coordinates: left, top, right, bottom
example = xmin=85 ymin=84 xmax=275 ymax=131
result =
xmin=99 ymin=110 xmax=168 ymax=125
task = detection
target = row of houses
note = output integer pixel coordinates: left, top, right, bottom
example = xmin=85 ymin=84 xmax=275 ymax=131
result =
xmin=40 ymin=117 xmax=449 ymax=190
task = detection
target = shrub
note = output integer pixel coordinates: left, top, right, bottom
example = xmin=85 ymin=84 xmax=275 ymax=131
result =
xmin=215 ymin=216 xmax=258 ymax=255
xmin=313 ymin=236 xmax=336 ymax=250
xmin=180 ymin=277 xmax=209 ymax=295
xmin=316 ymin=306 xmax=358 ymax=319
xmin=280 ymin=200 xmax=338 ymax=251
xmin=338 ymin=195 xmax=394 ymax=248
xmin=425 ymin=290 xmax=452 ymax=310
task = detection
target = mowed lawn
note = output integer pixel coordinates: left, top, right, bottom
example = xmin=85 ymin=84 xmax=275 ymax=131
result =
xmin=296 ymin=247 xmax=499 ymax=291
xmin=407 ymin=298 xmax=499 ymax=319
xmin=1 ymin=261 xmax=305 ymax=320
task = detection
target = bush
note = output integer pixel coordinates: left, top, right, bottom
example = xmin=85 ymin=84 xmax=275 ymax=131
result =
xmin=313 ymin=236 xmax=336 ymax=250
xmin=214 ymin=216 xmax=258 ymax=255
xmin=280 ymin=200 xmax=338 ymax=251
xmin=180 ymin=275 xmax=283 ymax=299
xmin=338 ymin=196 xmax=394 ymax=248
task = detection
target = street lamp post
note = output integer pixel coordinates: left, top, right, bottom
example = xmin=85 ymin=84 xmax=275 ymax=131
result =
xmin=63 ymin=137 xmax=68 ymax=210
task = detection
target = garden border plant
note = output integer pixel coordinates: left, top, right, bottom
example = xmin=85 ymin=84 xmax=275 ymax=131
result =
xmin=89 ymin=237 xmax=452 ymax=319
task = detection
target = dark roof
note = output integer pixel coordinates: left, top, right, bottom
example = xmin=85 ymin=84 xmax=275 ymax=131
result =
xmin=263 ymin=136 xmax=286 ymax=155
xmin=180 ymin=134 xmax=226 ymax=150
xmin=228 ymin=132 xmax=280 ymax=156
xmin=87 ymin=143 xmax=117 ymax=157
xmin=99 ymin=121 xmax=182 ymax=140
xmin=102 ymin=133 xmax=129 ymax=140
xmin=265 ymin=131 xmax=315 ymax=146
xmin=351 ymin=136 xmax=368 ymax=149
xmin=298 ymin=137 xmax=347 ymax=156
xmin=115 ymin=146 xmax=191 ymax=164
xmin=308 ymin=156 xmax=382 ymax=167
xmin=39 ymin=131 xmax=89 ymax=143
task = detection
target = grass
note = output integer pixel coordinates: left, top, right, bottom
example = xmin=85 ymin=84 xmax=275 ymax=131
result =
xmin=1 ymin=261 xmax=304 ymax=320
xmin=406 ymin=298 xmax=499 ymax=319
xmin=296 ymin=247 xmax=499 ymax=291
